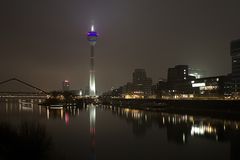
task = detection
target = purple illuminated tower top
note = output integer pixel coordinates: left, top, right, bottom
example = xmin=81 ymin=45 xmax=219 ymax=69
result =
xmin=88 ymin=25 xmax=98 ymax=46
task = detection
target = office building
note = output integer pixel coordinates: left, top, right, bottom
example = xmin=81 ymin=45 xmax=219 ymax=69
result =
xmin=168 ymin=65 xmax=189 ymax=82
xmin=191 ymin=76 xmax=231 ymax=98
xmin=231 ymin=39 xmax=240 ymax=80
xmin=132 ymin=69 xmax=153 ymax=96
xmin=231 ymin=39 xmax=240 ymax=93
xmin=62 ymin=80 xmax=70 ymax=91
xmin=167 ymin=65 xmax=194 ymax=94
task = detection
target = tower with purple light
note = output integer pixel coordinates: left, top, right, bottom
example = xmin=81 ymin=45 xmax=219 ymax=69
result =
xmin=87 ymin=25 xmax=98 ymax=96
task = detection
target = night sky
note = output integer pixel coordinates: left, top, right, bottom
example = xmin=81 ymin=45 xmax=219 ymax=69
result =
xmin=1 ymin=0 xmax=240 ymax=93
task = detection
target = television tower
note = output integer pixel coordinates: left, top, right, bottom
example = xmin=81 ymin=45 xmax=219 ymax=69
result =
xmin=87 ymin=25 xmax=98 ymax=96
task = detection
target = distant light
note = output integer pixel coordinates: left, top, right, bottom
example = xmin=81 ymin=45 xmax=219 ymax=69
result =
xmin=189 ymin=73 xmax=201 ymax=79
xmin=79 ymin=90 xmax=82 ymax=96
xmin=64 ymin=80 xmax=69 ymax=83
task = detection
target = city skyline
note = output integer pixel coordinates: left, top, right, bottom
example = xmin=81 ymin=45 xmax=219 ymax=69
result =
xmin=1 ymin=0 xmax=240 ymax=92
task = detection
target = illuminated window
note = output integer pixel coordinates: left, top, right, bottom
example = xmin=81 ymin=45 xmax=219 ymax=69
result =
xmin=192 ymin=83 xmax=206 ymax=87
xmin=200 ymin=86 xmax=218 ymax=90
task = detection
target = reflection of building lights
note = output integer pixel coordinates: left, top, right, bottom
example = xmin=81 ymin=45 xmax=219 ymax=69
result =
xmin=46 ymin=108 xmax=49 ymax=120
xmin=124 ymin=108 xmax=130 ymax=112
xmin=172 ymin=117 xmax=175 ymax=124
xmin=60 ymin=109 xmax=63 ymax=119
xmin=191 ymin=125 xmax=216 ymax=136
xmin=184 ymin=115 xmax=188 ymax=121
xmin=124 ymin=94 xmax=144 ymax=99
xmin=183 ymin=133 xmax=186 ymax=143
xmin=191 ymin=126 xmax=204 ymax=135
xmin=39 ymin=106 xmax=41 ymax=115
xmin=189 ymin=116 xmax=194 ymax=124
xmin=65 ymin=112 xmax=69 ymax=127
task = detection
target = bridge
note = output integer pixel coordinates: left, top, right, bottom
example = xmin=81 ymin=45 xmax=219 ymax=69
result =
xmin=0 ymin=78 xmax=48 ymax=99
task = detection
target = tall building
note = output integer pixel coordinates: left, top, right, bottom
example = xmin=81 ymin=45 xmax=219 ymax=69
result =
xmin=132 ymin=69 xmax=152 ymax=96
xmin=87 ymin=25 xmax=98 ymax=96
xmin=167 ymin=65 xmax=188 ymax=82
xmin=167 ymin=65 xmax=194 ymax=94
xmin=231 ymin=39 xmax=240 ymax=82
xmin=62 ymin=80 xmax=70 ymax=91
xmin=133 ymin=69 xmax=147 ymax=84
xmin=152 ymin=79 xmax=169 ymax=98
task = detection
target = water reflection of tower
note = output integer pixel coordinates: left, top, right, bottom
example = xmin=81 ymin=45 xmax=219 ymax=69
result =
xmin=89 ymin=104 xmax=96 ymax=160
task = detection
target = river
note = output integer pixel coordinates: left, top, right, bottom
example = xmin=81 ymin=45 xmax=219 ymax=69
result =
xmin=0 ymin=99 xmax=239 ymax=160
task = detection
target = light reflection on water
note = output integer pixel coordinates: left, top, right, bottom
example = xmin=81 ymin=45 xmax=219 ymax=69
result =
xmin=0 ymin=98 xmax=240 ymax=160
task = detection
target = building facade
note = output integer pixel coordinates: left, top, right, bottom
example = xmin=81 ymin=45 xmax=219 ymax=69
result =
xmin=132 ymin=69 xmax=152 ymax=97
xmin=191 ymin=76 xmax=231 ymax=98
xmin=231 ymin=39 xmax=240 ymax=94
xmin=62 ymin=80 xmax=70 ymax=91
xmin=167 ymin=65 xmax=194 ymax=94
xmin=168 ymin=65 xmax=189 ymax=82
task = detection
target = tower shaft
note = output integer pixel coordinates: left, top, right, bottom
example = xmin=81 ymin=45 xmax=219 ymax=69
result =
xmin=89 ymin=45 xmax=96 ymax=96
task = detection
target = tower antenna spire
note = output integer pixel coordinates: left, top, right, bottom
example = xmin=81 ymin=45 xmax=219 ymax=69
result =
xmin=91 ymin=25 xmax=95 ymax=32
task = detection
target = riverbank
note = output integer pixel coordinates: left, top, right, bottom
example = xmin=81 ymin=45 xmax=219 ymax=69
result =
xmin=100 ymin=98 xmax=240 ymax=120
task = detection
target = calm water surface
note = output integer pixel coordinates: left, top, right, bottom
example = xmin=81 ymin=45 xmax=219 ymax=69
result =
xmin=0 ymin=99 xmax=240 ymax=160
